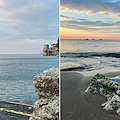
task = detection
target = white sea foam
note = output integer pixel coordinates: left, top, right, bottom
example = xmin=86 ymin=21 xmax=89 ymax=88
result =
xmin=61 ymin=39 xmax=120 ymax=73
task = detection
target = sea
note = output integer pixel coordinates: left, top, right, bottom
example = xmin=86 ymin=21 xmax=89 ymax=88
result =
xmin=61 ymin=39 xmax=120 ymax=83
xmin=0 ymin=54 xmax=59 ymax=103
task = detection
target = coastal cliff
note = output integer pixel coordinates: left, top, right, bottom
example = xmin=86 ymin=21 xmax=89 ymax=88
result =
xmin=29 ymin=67 xmax=59 ymax=120
xmin=42 ymin=39 xmax=59 ymax=56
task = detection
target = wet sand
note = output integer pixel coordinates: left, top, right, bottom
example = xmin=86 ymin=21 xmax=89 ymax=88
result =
xmin=61 ymin=71 xmax=120 ymax=120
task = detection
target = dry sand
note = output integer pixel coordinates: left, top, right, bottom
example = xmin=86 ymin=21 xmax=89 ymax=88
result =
xmin=61 ymin=71 xmax=120 ymax=120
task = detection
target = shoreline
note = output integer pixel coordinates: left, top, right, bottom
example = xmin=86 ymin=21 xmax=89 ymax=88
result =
xmin=61 ymin=71 xmax=120 ymax=120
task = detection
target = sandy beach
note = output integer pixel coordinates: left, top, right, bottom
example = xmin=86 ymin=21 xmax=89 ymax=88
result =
xmin=61 ymin=71 xmax=120 ymax=120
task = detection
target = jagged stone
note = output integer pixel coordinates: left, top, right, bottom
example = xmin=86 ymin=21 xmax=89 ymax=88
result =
xmin=29 ymin=67 xmax=59 ymax=120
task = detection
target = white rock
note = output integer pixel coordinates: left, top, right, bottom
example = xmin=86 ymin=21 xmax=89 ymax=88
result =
xmin=116 ymin=108 xmax=120 ymax=115
xmin=29 ymin=67 xmax=59 ymax=120
xmin=85 ymin=74 xmax=120 ymax=115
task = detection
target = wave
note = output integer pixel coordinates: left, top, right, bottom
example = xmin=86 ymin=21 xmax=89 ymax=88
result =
xmin=61 ymin=52 xmax=120 ymax=58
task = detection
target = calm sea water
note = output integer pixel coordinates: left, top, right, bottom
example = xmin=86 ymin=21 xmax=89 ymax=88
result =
xmin=61 ymin=39 xmax=120 ymax=82
xmin=61 ymin=39 xmax=120 ymax=53
xmin=0 ymin=54 xmax=59 ymax=103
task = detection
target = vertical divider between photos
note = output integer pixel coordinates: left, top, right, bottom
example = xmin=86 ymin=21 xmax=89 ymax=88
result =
xmin=59 ymin=0 xmax=61 ymax=120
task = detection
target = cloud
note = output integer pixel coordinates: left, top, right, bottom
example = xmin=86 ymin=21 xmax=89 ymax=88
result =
xmin=101 ymin=17 xmax=113 ymax=20
xmin=61 ymin=15 xmax=120 ymax=33
xmin=0 ymin=0 xmax=59 ymax=41
xmin=24 ymin=39 xmax=37 ymax=43
xmin=61 ymin=0 xmax=120 ymax=16
xmin=0 ymin=0 xmax=59 ymax=53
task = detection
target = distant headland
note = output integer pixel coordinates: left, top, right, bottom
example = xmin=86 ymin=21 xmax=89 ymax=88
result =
xmin=42 ymin=38 xmax=59 ymax=56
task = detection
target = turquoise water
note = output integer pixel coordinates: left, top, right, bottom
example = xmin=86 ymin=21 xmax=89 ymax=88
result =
xmin=0 ymin=54 xmax=59 ymax=102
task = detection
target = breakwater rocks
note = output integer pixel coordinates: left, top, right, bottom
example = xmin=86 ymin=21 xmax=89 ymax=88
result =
xmin=85 ymin=74 xmax=120 ymax=115
xmin=29 ymin=67 xmax=59 ymax=120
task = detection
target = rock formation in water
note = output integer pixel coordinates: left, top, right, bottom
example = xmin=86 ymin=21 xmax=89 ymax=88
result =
xmin=29 ymin=67 xmax=59 ymax=120
xmin=42 ymin=38 xmax=59 ymax=56
xmin=85 ymin=74 xmax=120 ymax=115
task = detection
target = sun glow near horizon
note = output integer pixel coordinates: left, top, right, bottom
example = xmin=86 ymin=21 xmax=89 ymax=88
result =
xmin=60 ymin=0 xmax=120 ymax=40
xmin=60 ymin=27 xmax=120 ymax=40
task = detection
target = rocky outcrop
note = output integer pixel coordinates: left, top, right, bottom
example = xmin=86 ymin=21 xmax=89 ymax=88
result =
xmin=29 ymin=67 xmax=59 ymax=120
xmin=43 ymin=44 xmax=59 ymax=56
xmin=85 ymin=74 xmax=120 ymax=115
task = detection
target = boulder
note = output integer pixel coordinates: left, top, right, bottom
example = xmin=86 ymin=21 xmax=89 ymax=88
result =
xmin=29 ymin=67 xmax=59 ymax=120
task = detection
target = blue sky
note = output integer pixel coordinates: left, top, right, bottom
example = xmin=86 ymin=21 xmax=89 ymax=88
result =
xmin=0 ymin=0 xmax=59 ymax=54
xmin=61 ymin=0 xmax=120 ymax=39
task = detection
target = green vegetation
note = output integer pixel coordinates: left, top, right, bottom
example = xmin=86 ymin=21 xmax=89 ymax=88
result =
xmin=51 ymin=37 xmax=59 ymax=51
xmin=93 ymin=73 xmax=106 ymax=80
xmin=92 ymin=73 xmax=119 ymax=95
xmin=55 ymin=37 xmax=59 ymax=49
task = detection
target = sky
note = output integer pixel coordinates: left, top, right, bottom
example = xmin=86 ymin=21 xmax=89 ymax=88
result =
xmin=0 ymin=0 xmax=59 ymax=54
xmin=60 ymin=0 xmax=120 ymax=39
